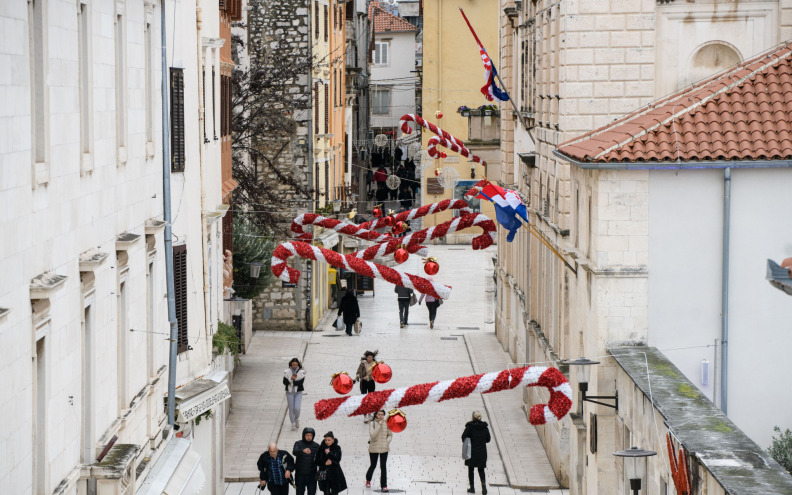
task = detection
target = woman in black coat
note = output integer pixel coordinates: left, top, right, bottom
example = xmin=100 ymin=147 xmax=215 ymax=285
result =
xmin=315 ymin=432 xmax=347 ymax=494
xmin=337 ymin=290 xmax=360 ymax=336
xmin=462 ymin=411 xmax=491 ymax=494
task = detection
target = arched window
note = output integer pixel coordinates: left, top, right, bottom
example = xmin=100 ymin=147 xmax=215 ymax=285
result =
xmin=686 ymin=42 xmax=742 ymax=86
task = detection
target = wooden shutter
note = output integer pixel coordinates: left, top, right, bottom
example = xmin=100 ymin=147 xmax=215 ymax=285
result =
xmin=324 ymin=5 xmax=328 ymax=42
xmin=314 ymin=3 xmax=319 ymax=40
xmin=324 ymin=84 xmax=329 ymax=133
xmin=173 ymin=245 xmax=189 ymax=353
xmin=170 ymin=68 xmax=185 ymax=172
xmin=314 ymin=82 xmax=320 ymax=134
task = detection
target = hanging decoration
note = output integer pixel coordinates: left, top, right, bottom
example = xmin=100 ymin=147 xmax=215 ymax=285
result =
xmin=386 ymin=175 xmax=402 ymax=190
xmin=427 ymin=136 xmax=486 ymax=166
xmin=373 ymin=206 xmax=382 ymax=218
xmin=374 ymin=134 xmax=389 ymax=147
xmin=399 ymin=114 xmax=466 ymax=150
xmin=372 ymin=362 xmax=393 ymax=384
xmin=393 ymin=248 xmax=409 ymax=264
xmin=331 ymin=372 xmax=354 ymax=395
xmin=408 ymin=142 xmax=422 ymax=160
xmin=435 ymin=110 xmax=444 ymax=119
xmin=314 ymin=366 xmax=573 ymax=426
xmin=423 ymin=257 xmax=440 ymax=276
xmin=437 ymin=167 xmax=461 ymax=189
xmin=434 ymin=168 xmax=441 ymax=177
xmin=386 ymin=409 xmax=407 ymax=433
xmin=415 ymin=150 xmax=433 ymax=171
xmin=667 ymin=434 xmax=691 ymax=495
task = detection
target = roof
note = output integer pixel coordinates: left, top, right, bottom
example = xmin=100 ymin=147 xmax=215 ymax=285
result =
xmin=557 ymin=41 xmax=792 ymax=164
xmin=369 ymin=1 xmax=418 ymax=34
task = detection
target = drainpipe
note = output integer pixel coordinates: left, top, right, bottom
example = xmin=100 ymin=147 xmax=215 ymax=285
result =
xmin=161 ymin=0 xmax=179 ymax=426
xmin=195 ymin=5 xmax=213 ymax=353
xmin=720 ymin=167 xmax=731 ymax=414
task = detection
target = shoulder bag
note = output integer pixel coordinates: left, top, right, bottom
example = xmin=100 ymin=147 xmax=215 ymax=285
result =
xmin=462 ymin=437 xmax=472 ymax=460
xmin=354 ymin=318 xmax=363 ymax=334
xmin=409 ymin=292 xmax=417 ymax=306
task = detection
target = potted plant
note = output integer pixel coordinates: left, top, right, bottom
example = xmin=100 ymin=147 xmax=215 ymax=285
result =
xmin=457 ymin=105 xmax=471 ymax=117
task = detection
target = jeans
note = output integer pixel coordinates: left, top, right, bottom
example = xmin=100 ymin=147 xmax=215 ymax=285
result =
xmin=398 ymin=299 xmax=410 ymax=324
xmin=468 ymin=465 xmax=485 ymax=489
xmin=266 ymin=482 xmax=290 ymax=494
xmin=359 ymin=379 xmax=375 ymax=394
xmin=427 ymin=300 xmax=439 ymax=322
xmin=286 ymin=391 xmax=302 ymax=425
xmin=366 ymin=452 xmax=388 ymax=488
xmin=295 ymin=472 xmax=317 ymax=495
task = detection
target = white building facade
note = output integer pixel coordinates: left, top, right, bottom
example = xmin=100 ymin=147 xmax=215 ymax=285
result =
xmin=0 ymin=0 xmax=232 ymax=493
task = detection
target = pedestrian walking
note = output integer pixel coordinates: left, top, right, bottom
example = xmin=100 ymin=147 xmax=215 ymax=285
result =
xmin=315 ymin=432 xmax=347 ymax=494
xmin=394 ymin=285 xmax=414 ymax=327
xmin=355 ymin=350 xmax=378 ymax=395
xmin=292 ymin=427 xmax=320 ymax=495
xmin=398 ymin=185 xmax=413 ymax=210
xmin=461 ymin=411 xmax=491 ymax=494
xmin=418 ymin=276 xmax=441 ymax=329
xmin=284 ymin=358 xmax=306 ymax=430
xmin=365 ymin=410 xmax=392 ymax=492
xmin=257 ymin=443 xmax=296 ymax=495
xmin=337 ymin=290 xmax=360 ymax=336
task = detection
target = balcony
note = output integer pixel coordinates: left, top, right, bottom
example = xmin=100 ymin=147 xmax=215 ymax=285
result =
xmin=466 ymin=109 xmax=500 ymax=144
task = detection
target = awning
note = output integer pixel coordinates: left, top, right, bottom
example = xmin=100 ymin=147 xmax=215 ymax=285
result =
xmin=175 ymin=374 xmax=231 ymax=423
xmin=767 ymin=259 xmax=792 ymax=295
xmin=136 ymin=438 xmax=206 ymax=495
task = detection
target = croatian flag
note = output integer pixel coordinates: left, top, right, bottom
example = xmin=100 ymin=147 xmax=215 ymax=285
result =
xmin=459 ymin=8 xmax=510 ymax=102
xmin=469 ymin=182 xmax=528 ymax=242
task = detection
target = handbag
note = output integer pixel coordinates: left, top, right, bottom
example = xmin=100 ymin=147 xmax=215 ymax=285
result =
xmin=436 ymin=298 xmax=443 ymax=306
xmin=317 ymin=469 xmax=328 ymax=481
xmin=462 ymin=438 xmax=472 ymax=460
xmin=354 ymin=318 xmax=362 ymax=334
xmin=409 ymin=293 xmax=417 ymax=306
xmin=336 ymin=315 xmax=345 ymax=330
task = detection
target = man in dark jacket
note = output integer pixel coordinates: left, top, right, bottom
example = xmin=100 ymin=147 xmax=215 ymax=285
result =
xmin=394 ymin=285 xmax=414 ymax=328
xmin=337 ymin=290 xmax=360 ymax=336
xmin=257 ymin=443 xmax=296 ymax=494
xmin=462 ymin=412 xmax=491 ymax=494
xmin=292 ymin=427 xmax=320 ymax=495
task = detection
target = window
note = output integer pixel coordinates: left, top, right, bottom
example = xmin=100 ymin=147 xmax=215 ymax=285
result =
xmin=115 ymin=13 xmax=127 ymax=154
xmin=374 ymin=41 xmax=389 ymax=65
xmin=221 ymin=75 xmax=231 ymax=137
xmin=452 ymin=181 xmax=481 ymax=215
xmin=324 ymin=83 xmax=329 ymax=132
xmin=212 ymin=67 xmax=218 ymax=140
xmin=145 ymin=20 xmax=154 ymax=144
xmin=35 ymin=336 xmax=48 ymax=494
xmin=173 ymin=245 xmax=189 ymax=353
xmin=170 ymin=68 xmax=185 ymax=172
xmin=202 ymin=67 xmax=207 ymax=142
xmin=324 ymin=5 xmax=328 ymax=42
xmin=117 ymin=280 xmax=127 ymax=410
xmin=82 ymin=305 xmax=94 ymax=463
xmin=29 ymin=0 xmax=49 ymax=185
xmin=314 ymin=3 xmax=319 ymax=40
xmin=372 ymin=89 xmax=389 ymax=114
xmin=314 ymin=82 xmax=320 ymax=134
xmin=78 ymin=3 xmax=92 ymax=158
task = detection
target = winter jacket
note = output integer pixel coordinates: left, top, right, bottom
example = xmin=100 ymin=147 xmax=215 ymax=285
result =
xmin=368 ymin=420 xmax=393 ymax=454
xmin=356 ymin=360 xmax=376 ymax=382
xmin=394 ymin=285 xmax=413 ymax=299
xmin=337 ymin=293 xmax=360 ymax=324
xmin=462 ymin=420 xmax=491 ymax=468
xmin=292 ymin=428 xmax=320 ymax=475
xmin=283 ymin=368 xmax=306 ymax=392
xmin=257 ymin=450 xmax=296 ymax=485
xmin=315 ymin=439 xmax=347 ymax=493
xmin=373 ymin=168 xmax=387 ymax=182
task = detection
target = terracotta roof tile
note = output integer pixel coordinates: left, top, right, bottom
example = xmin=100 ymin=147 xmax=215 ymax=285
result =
xmin=558 ymin=42 xmax=792 ymax=164
xmin=369 ymin=1 xmax=418 ymax=34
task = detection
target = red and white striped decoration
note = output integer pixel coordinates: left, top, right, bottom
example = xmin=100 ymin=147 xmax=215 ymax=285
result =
xmin=399 ymin=114 xmax=466 ymax=149
xmin=398 ymin=212 xmax=496 ymax=251
xmin=271 ymin=241 xmax=452 ymax=300
xmin=428 ymin=136 xmax=487 ymax=166
xmin=290 ymin=213 xmax=393 ymax=243
xmin=314 ymin=366 xmax=573 ymax=426
xmin=360 ymin=199 xmax=472 ymax=232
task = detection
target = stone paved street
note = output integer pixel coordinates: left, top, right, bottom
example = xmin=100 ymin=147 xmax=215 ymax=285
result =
xmin=225 ymin=246 xmax=566 ymax=495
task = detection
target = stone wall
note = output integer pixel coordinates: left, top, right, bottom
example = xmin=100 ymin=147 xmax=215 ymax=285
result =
xmin=247 ymin=0 xmax=313 ymax=330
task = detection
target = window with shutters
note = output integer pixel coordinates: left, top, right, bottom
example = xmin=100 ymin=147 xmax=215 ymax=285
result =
xmin=221 ymin=75 xmax=231 ymax=138
xmin=314 ymin=82 xmax=320 ymax=134
xmin=374 ymin=41 xmax=389 ymax=65
xmin=324 ymin=5 xmax=328 ymax=42
xmin=212 ymin=68 xmax=217 ymax=140
xmin=324 ymin=84 xmax=329 ymax=132
xmin=173 ymin=245 xmax=189 ymax=353
xmin=170 ymin=68 xmax=185 ymax=172
xmin=372 ymin=89 xmax=389 ymax=114
xmin=314 ymin=3 xmax=319 ymax=40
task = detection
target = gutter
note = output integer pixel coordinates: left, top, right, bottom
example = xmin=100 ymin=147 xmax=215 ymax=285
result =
xmin=720 ymin=168 xmax=731 ymax=414
xmin=552 ymin=149 xmax=792 ymax=170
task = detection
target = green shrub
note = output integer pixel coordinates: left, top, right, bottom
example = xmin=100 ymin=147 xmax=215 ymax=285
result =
xmin=768 ymin=426 xmax=792 ymax=474
xmin=213 ymin=321 xmax=241 ymax=365
xmin=232 ymin=216 xmax=275 ymax=299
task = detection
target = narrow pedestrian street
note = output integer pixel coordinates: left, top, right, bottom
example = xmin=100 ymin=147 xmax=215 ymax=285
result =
xmin=224 ymin=246 xmax=565 ymax=495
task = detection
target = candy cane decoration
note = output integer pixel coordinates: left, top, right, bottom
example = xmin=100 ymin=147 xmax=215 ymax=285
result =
xmin=291 ymin=213 xmax=393 ymax=243
xmin=360 ymin=199 xmax=472 ymax=232
xmin=398 ymin=212 xmax=496 ymax=251
xmin=428 ymin=135 xmax=487 ymax=166
xmin=314 ymin=366 xmax=573 ymax=426
xmin=399 ymin=114 xmax=466 ymax=149
xmin=271 ymin=241 xmax=452 ymax=300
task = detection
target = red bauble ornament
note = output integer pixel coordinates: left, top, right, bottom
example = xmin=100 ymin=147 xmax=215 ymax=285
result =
xmin=424 ymin=258 xmax=439 ymax=276
xmin=386 ymin=409 xmax=407 ymax=433
xmin=372 ymin=362 xmax=392 ymax=384
xmin=373 ymin=207 xmax=382 ymax=218
xmin=331 ymin=373 xmax=353 ymax=394
xmin=435 ymin=110 xmax=443 ymax=119
xmin=434 ymin=168 xmax=441 ymax=177
xmin=394 ymin=248 xmax=409 ymax=264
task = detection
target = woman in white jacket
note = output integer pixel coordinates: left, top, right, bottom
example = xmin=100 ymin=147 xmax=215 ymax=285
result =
xmin=283 ymin=358 xmax=306 ymax=430
xmin=365 ymin=410 xmax=393 ymax=491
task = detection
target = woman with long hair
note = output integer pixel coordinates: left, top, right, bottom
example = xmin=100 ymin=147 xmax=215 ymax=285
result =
xmin=283 ymin=357 xmax=306 ymax=430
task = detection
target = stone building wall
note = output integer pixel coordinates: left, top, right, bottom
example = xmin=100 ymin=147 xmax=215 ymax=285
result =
xmin=246 ymin=0 xmax=314 ymax=330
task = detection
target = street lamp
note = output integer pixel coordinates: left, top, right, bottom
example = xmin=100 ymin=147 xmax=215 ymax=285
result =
xmin=565 ymin=358 xmax=618 ymax=410
xmin=248 ymin=262 xmax=263 ymax=279
xmin=613 ymin=446 xmax=657 ymax=495
xmin=470 ymin=163 xmax=476 ymax=179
